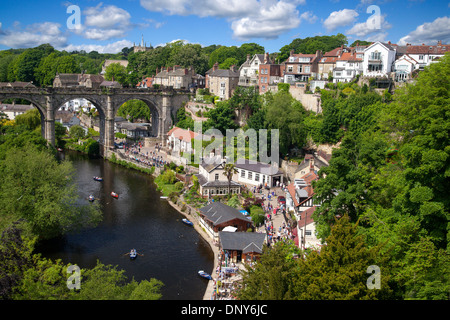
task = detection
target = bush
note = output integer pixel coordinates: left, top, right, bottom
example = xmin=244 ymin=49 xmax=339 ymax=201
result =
xmin=160 ymin=169 xmax=176 ymax=184
xmin=174 ymin=181 xmax=184 ymax=192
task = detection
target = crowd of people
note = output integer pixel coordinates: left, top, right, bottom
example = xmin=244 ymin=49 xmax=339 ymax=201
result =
xmin=120 ymin=141 xmax=168 ymax=168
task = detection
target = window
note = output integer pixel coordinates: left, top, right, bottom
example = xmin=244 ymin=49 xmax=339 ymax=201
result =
xmin=241 ymin=169 xmax=245 ymax=178
xmin=297 ymin=65 xmax=302 ymax=73
xmin=287 ymin=66 xmax=293 ymax=72
xmin=304 ymin=66 xmax=310 ymax=73
xmin=419 ymin=55 xmax=424 ymax=60
xmin=255 ymin=173 xmax=260 ymax=181
xmin=305 ymin=230 xmax=312 ymax=236
xmin=248 ymin=171 xmax=252 ymax=180
xmin=289 ymin=57 xmax=295 ymax=62
xmin=370 ymin=52 xmax=381 ymax=60
xmin=215 ymin=173 xmax=219 ymax=181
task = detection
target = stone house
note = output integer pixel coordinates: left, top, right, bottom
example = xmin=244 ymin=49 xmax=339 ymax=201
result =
xmin=153 ymin=66 xmax=197 ymax=89
xmin=53 ymin=73 xmax=105 ymax=89
xmin=205 ymin=63 xmax=240 ymax=101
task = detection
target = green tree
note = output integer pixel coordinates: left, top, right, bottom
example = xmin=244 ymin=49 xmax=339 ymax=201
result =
xmin=237 ymin=241 xmax=301 ymax=300
xmin=105 ymin=62 xmax=128 ymax=85
xmin=292 ymin=215 xmax=393 ymax=300
xmin=14 ymin=108 xmax=41 ymax=130
xmin=69 ymin=124 xmax=86 ymax=140
xmin=0 ymin=144 xmax=102 ymax=239
xmin=222 ymin=163 xmax=238 ymax=196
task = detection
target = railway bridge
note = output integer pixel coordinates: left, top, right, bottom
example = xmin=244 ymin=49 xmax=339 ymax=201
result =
xmin=0 ymin=86 xmax=191 ymax=155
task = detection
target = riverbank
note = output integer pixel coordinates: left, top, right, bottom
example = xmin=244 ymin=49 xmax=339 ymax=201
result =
xmin=105 ymin=148 xmax=217 ymax=300
xmin=164 ymin=197 xmax=218 ymax=300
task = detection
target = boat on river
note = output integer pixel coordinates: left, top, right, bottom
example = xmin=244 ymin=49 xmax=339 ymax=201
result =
xmin=198 ymin=270 xmax=212 ymax=280
xmin=88 ymin=195 xmax=95 ymax=202
xmin=182 ymin=218 xmax=193 ymax=226
xmin=93 ymin=176 xmax=103 ymax=181
xmin=111 ymin=192 xmax=119 ymax=199
xmin=130 ymin=249 xmax=137 ymax=260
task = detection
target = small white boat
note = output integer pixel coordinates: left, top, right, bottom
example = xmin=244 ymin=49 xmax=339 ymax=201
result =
xmin=160 ymin=196 xmax=168 ymax=199
xmin=88 ymin=195 xmax=95 ymax=202
xmin=182 ymin=218 xmax=193 ymax=226
xmin=130 ymin=249 xmax=137 ymax=260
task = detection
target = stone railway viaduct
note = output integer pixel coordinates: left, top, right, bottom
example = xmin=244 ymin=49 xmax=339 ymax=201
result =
xmin=0 ymin=86 xmax=191 ymax=156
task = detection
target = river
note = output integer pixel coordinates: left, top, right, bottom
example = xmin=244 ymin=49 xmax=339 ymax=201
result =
xmin=36 ymin=150 xmax=214 ymax=300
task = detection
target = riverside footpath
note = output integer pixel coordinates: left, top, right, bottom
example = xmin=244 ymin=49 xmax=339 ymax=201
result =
xmin=109 ymin=140 xmax=292 ymax=299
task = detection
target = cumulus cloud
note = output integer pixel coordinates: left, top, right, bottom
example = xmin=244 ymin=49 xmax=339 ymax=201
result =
xmin=70 ymin=3 xmax=133 ymax=41
xmin=0 ymin=22 xmax=68 ymax=49
xmin=140 ymin=0 xmax=306 ymax=39
xmin=62 ymin=39 xmax=134 ymax=54
xmin=300 ymin=11 xmax=318 ymax=24
xmin=398 ymin=16 xmax=450 ymax=45
xmin=323 ymin=9 xmax=359 ymax=31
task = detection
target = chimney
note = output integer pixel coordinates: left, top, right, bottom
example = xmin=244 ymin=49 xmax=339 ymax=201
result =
xmin=213 ymin=62 xmax=219 ymax=71
xmin=230 ymin=65 xmax=236 ymax=72
xmin=290 ymin=50 xmax=294 ymax=56
xmin=264 ymin=52 xmax=269 ymax=64
xmin=247 ymin=54 xmax=251 ymax=61
xmin=309 ymin=157 xmax=314 ymax=173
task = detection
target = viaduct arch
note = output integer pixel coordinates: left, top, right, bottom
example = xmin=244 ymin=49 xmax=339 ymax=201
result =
xmin=0 ymin=87 xmax=191 ymax=156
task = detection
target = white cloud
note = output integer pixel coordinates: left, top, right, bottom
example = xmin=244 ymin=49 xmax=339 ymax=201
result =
xmin=346 ymin=14 xmax=391 ymax=42
xmin=300 ymin=11 xmax=318 ymax=24
xmin=0 ymin=22 xmax=68 ymax=49
xmin=398 ymin=16 xmax=450 ymax=45
xmin=74 ymin=3 xmax=133 ymax=41
xmin=231 ymin=1 xmax=302 ymax=40
xmin=323 ymin=9 xmax=359 ymax=31
xmin=140 ymin=0 xmax=306 ymax=39
xmin=62 ymin=39 xmax=134 ymax=53
xmin=84 ymin=4 xmax=131 ymax=29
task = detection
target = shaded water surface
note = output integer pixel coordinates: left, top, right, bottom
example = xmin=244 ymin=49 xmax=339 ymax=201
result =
xmin=37 ymin=151 xmax=213 ymax=300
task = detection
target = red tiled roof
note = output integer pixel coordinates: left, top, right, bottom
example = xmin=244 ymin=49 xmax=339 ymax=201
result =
xmin=167 ymin=127 xmax=198 ymax=143
xmin=337 ymin=52 xmax=362 ymax=62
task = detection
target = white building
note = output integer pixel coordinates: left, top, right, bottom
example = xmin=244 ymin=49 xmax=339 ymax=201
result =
xmin=363 ymin=42 xmax=397 ymax=77
xmin=394 ymin=54 xmax=419 ymax=82
xmin=234 ymin=159 xmax=283 ymax=188
xmin=239 ymin=54 xmax=268 ymax=87
xmin=0 ymin=103 xmax=34 ymax=120
xmin=195 ymin=156 xmax=241 ymax=197
xmin=333 ymin=50 xmax=363 ymax=83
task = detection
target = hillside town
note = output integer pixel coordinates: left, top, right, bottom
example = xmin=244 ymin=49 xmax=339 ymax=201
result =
xmin=0 ymin=32 xmax=449 ymax=303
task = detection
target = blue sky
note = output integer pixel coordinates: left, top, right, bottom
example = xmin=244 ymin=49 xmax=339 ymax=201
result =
xmin=0 ymin=0 xmax=449 ymax=53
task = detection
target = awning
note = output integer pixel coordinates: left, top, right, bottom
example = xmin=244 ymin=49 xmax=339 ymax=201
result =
xmin=222 ymin=226 xmax=237 ymax=232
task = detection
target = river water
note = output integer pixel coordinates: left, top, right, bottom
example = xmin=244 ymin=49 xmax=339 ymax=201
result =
xmin=36 ymin=150 xmax=214 ymax=300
